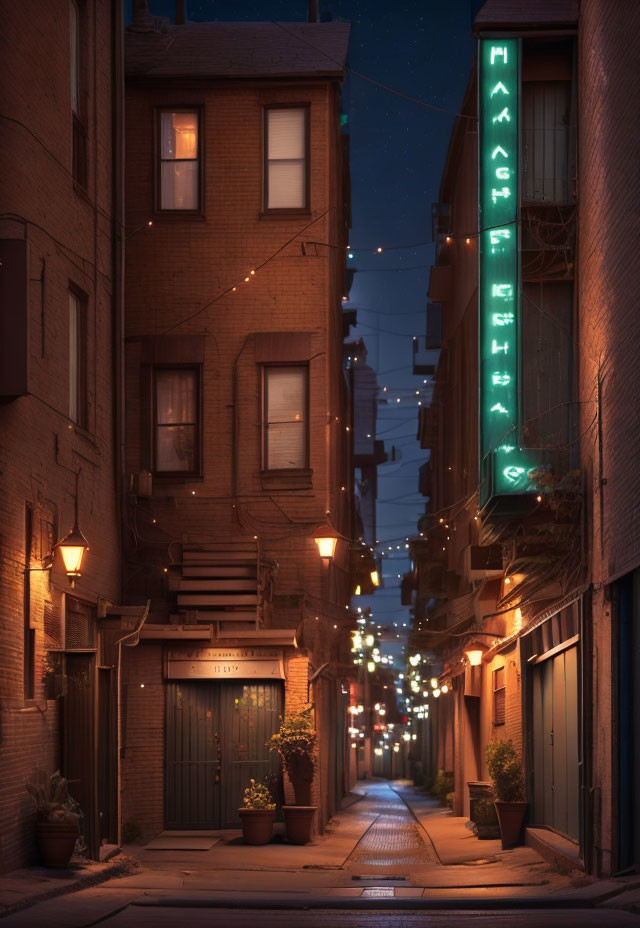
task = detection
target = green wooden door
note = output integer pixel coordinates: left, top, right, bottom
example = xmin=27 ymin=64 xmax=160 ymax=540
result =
xmin=166 ymin=680 xmax=283 ymax=829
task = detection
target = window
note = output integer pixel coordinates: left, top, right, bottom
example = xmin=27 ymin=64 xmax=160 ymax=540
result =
xmin=493 ymin=666 xmax=506 ymax=726
xmin=263 ymin=366 xmax=308 ymax=470
xmin=522 ymin=81 xmax=571 ymax=203
xmin=154 ymin=367 xmax=200 ymax=474
xmin=264 ymin=107 xmax=308 ymax=210
xmin=69 ymin=289 xmax=88 ymax=428
xmin=158 ymin=110 xmax=200 ymax=211
xmin=70 ymin=0 xmax=87 ymax=189
xmin=24 ymin=503 xmax=34 ymax=700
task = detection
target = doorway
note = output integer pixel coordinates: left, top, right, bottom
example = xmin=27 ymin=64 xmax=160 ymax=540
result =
xmin=531 ymin=644 xmax=580 ymax=840
xmin=165 ymin=680 xmax=283 ymax=829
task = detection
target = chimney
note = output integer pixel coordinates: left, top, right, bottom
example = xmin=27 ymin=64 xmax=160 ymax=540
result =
xmin=308 ymin=0 xmax=318 ymax=22
xmin=129 ymin=0 xmax=154 ymax=32
xmin=176 ymin=0 xmax=186 ymax=24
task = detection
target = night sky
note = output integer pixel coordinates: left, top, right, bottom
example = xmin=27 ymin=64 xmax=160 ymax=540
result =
xmin=126 ymin=0 xmax=476 ymax=659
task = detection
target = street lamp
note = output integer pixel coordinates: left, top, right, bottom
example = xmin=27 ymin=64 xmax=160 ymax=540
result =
xmin=315 ymin=536 xmax=337 ymax=560
xmin=54 ymin=471 xmax=89 ymax=582
xmin=465 ymin=648 xmax=484 ymax=667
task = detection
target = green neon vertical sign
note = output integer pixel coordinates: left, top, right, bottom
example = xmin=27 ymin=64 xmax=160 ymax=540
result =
xmin=479 ymin=38 xmax=533 ymax=498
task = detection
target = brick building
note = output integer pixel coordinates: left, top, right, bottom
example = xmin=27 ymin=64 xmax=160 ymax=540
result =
xmin=406 ymin=0 xmax=587 ymax=864
xmin=117 ymin=8 xmax=357 ymax=838
xmin=0 ymin=0 xmax=123 ymax=869
xmin=407 ymin=0 xmax=640 ymax=877
xmin=578 ymin=0 xmax=640 ymax=876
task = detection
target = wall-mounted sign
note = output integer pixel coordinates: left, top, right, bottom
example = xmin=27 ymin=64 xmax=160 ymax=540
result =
xmin=478 ymin=38 xmax=534 ymax=500
xmin=166 ymin=646 xmax=284 ymax=680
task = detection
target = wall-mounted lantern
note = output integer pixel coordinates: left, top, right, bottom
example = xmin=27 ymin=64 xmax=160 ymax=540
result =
xmin=315 ymin=536 xmax=338 ymax=560
xmin=54 ymin=471 xmax=89 ymax=583
xmin=464 ymin=647 xmax=484 ymax=667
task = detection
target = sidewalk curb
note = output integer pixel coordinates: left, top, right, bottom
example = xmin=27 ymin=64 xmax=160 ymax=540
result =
xmin=0 ymin=856 xmax=135 ymax=921
xmin=131 ymin=892 xmax=604 ymax=910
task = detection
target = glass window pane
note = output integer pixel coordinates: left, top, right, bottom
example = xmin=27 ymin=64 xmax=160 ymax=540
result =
xmin=70 ymin=1 xmax=79 ymax=114
xmin=161 ymin=111 xmax=198 ymax=160
xmin=266 ymin=367 xmax=306 ymax=468
xmin=156 ymin=370 xmax=196 ymax=424
xmin=267 ymin=422 xmax=305 ymax=469
xmin=156 ymin=425 xmax=196 ymax=472
xmin=267 ymin=368 xmax=305 ymax=422
xmin=69 ymin=293 xmax=78 ymax=421
xmin=268 ymin=109 xmax=305 ymax=160
xmin=268 ymin=160 xmax=305 ymax=209
xmin=161 ymin=161 xmax=198 ymax=210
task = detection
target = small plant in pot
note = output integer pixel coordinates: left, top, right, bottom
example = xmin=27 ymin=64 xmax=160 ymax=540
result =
xmin=26 ymin=770 xmax=82 ymax=868
xmin=485 ymin=738 xmax=527 ymax=849
xmin=238 ymin=779 xmax=276 ymax=845
xmin=267 ymin=704 xmax=317 ymax=845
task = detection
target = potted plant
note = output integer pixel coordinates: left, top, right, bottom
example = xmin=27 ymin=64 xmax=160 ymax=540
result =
xmin=485 ymin=738 xmax=527 ymax=849
xmin=267 ymin=704 xmax=317 ymax=845
xmin=238 ymin=779 xmax=276 ymax=845
xmin=26 ymin=770 xmax=82 ymax=867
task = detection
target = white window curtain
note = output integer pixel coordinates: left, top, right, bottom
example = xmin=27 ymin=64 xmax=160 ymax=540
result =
xmin=266 ymin=108 xmax=306 ymax=209
xmin=266 ymin=367 xmax=307 ymax=469
xmin=156 ymin=369 xmax=197 ymax=472
xmin=160 ymin=112 xmax=199 ymax=210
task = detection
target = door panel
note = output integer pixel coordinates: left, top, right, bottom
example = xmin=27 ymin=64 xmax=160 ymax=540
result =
xmin=531 ymin=645 xmax=579 ymax=840
xmin=166 ymin=682 xmax=221 ymax=829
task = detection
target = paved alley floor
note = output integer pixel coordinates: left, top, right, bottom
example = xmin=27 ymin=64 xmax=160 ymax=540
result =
xmin=4 ymin=779 xmax=640 ymax=926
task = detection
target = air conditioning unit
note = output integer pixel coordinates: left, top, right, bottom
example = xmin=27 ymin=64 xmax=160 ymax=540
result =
xmin=463 ymin=544 xmax=503 ymax=583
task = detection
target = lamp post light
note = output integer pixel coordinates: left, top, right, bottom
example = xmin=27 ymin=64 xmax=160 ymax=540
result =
xmin=314 ymin=536 xmax=337 ymax=560
xmin=54 ymin=471 xmax=89 ymax=585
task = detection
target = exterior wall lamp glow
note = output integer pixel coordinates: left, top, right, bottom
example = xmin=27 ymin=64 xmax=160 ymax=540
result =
xmin=370 ymin=570 xmax=380 ymax=587
xmin=465 ymin=648 xmax=484 ymax=667
xmin=315 ymin=536 xmax=337 ymax=560
xmin=54 ymin=470 xmax=89 ymax=584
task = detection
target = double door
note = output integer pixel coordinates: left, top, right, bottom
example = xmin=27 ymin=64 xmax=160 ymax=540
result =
xmin=165 ymin=680 xmax=282 ymax=829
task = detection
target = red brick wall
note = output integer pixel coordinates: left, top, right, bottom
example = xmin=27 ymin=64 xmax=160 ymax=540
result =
xmin=578 ymin=0 xmax=640 ymax=876
xmin=0 ymin=1 xmax=121 ymax=872
xmin=121 ymin=70 xmax=350 ymax=831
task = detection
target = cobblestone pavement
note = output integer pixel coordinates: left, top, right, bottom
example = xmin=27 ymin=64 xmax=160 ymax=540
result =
xmin=345 ymin=781 xmax=436 ymax=872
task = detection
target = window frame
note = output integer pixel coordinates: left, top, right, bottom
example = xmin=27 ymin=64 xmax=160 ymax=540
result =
xmin=152 ymin=364 xmax=202 ymax=478
xmin=262 ymin=363 xmax=310 ymax=473
xmin=263 ymin=104 xmax=310 ymax=215
xmin=492 ymin=665 xmax=506 ymax=727
xmin=154 ymin=106 xmax=204 ymax=217
xmin=68 ymin=285 xmax=88 ymax=430
xmin=70 ymin=0 xmax=88 ymax=191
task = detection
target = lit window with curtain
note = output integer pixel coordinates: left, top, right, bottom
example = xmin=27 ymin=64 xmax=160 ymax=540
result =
xmin=155 ymin=368 xmax=199 ymax=473
xmin=265 ymin=107 xmax=308 ymax=210
xmin=159 ymin=110 xmax=200 ymax=210
xmin=264 ymin=366 xmax=308 ymax=470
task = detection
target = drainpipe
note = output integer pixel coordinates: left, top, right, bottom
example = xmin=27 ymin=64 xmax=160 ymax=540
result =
xmin=115 ymin=601 xmax=150 ymax=848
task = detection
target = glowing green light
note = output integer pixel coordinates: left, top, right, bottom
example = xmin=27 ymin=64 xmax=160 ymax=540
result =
xmin=479 ymin=38 xmax=537 ymax=499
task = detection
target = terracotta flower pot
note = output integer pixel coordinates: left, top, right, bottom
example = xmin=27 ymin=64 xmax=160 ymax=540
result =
xmin=238 ymin=808 xmax=276 ymax=845
xmin=494 ymin=800 xmax=528 ymax=849
xmin=282 ymin=805 xmax=316 ymax=845
xmin=36 ymin=821 xmax=78 ymax=868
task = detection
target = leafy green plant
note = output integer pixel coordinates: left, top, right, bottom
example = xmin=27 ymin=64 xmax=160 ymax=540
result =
xmin=267 ymin=704 xmax=317 ymax=805
xmin=485 ymin=739 xmax=525 ymax=802
xmin=242 ymin=779 xmax=276 ymax=810
xmin=26 ymin=770 xmax=82 ymax=824
xmin=432 ymin=769 xmax=454 ymax=805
